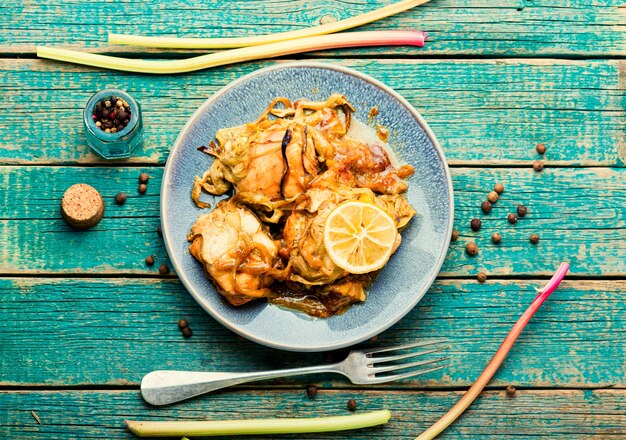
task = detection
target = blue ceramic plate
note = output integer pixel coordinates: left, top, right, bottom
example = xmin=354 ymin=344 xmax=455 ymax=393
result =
xmin=161 ymin=62 xmax=453 ymax=352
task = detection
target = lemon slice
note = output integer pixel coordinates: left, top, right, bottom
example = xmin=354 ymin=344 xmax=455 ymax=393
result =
xmin=323 ymin=201 xmax=398 ymax=274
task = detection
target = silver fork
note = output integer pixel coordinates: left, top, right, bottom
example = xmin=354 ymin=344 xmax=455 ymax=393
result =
xmin=141 ymin=339 xmax=449 ymax=406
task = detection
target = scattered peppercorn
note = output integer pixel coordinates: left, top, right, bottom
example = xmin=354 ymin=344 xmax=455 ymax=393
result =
xmin=494 ymin=183 xmax=504 ymax=194
xmin=139 ymin=172 xmax=150 ymax=184
xmin=115 ymin=192 xmax=127 ymax=205
xmin=157 ymin=226 xmax=163 ymax=236
xmin=92 ymin=96 xmax=132 ymax=132
xmin=487 ymin=191 xmax=499 ymax=203
xmin=530 ymin=233 xmax=540 ymax=244
xmin=470 ymin=218 xmax=482 ymax=232
xmin=182 ymin=326 xmax=192 ymax=338
xmin=347 ymin=399 xmax=358 ymax=411
xmin=145 ymin=255 xmax=154 ymax=266
xmin=138 ymin=183 xmax=147 ymax=194
xmin=517 ymin=204 xmax=527 ymax=217
xmin=159 ymin=263 xmax=169 ymax=275
xmin=306 ymin=385 xmax=318 ymax=399
xmin=506 ymin=385 xmax=516 ymax=397
xmin=491 ymin=232 xmax=502 ymax=244
xmin=451 ymin=230 xmax=459 ymax=242
xmin=507 ymin=213 xmax=518 ymax=224
xmin=178 ymin=319 xmax=189 ymax=330
xmin=481 ymin=201 xmax=492 ymax=214
xmin=477 ymin=272 xmax=487 ymax=283
xmin=536 ymin=143 xmax=546 ymax=155
xmin=533 ymin=160 xmax=544 ymax=172
xmin=466 ymin=242 xmax=478 ymax=256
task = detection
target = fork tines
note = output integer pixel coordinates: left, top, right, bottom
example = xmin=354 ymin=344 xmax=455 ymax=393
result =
xmin=363 ymin=339 xmax=450 ymax=383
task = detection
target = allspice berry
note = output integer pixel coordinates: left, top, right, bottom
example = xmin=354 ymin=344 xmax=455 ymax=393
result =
xmin=451 ymin=230 xmax=459 ymax=242
xmin=306 ymin=385 xmax=318 ymax=399
xmin=533 ymin=160 xmax=544 ymax=172
xmin=60 ymin=184 xmax=105 ymax=230
xmin=491 ymin=232 xmax=502 ymax=244
xmin=470 ymin=218 xmax=482 ymax=232
xmin=481 ymin=201 xmax=492 ymax=214
xmin=487 ymin=191 xmax=499 ymax=203
xmin=347 ymin=399 xmax=358 ymax=411
xmin=115 ymin=192 xmax=127 ymax=205
xmin=477 ymin=272 xmax=487 ymax=283
xmin=517 ymin=204 xmax=527 ymax=217
xmin=536 ymin=143 xmax=546 ymax=155
xmin=507 ymin=213 xmax=518 ymax=224
xmin=506 ymin=385 xmax=516 ymax=397
xmin=159 ymin=263 xmax=169 ymax=275
xmin=139 ymin=172 xmax=150 ymax=184
xmin=466 ymin=242 xmax=479 ymax=256
xmin=494 ymin=183 xmax=504 ymax=194
xmin=530 ymin=233 xmax=540 ymax=244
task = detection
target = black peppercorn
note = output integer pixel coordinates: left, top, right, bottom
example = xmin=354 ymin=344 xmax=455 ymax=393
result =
xmin=117 ymin=110 xmax=127 ymax=121
xmin=114 ymin=192 xmax=126 ymax=205
xmin=157 ymin=226 xmax=163 ymax=236
xmin=306 ymin=385 xmax=318 ymax=399
xmin=145 ymin=255 xmax=154 ymax=266
xmin=517 ymin=204 xmax=527 ymax=217
xmin=182 ymin=327 xmax=192 ymax=338
xmin=481 ymin=201 xmax=492 ymax=214
xmin=536 ymin=143 xmax=546 ymax=155
xmin=347 ymin=399 xmax=357 ymax=411
xmin=533 ymin=160 xmax=544 ymax=172
xmin=492 ymin=232 xmax=502 ymax=244
xmin=451 ymin=230 xmax=459 ymax=242
xmin=507 ymin=213 xmax=518 ymax=224
xmin=139 ymin=172 xmax=150 ymax=184
xmin=477 ymin=272 xmax=487 ymax=283
xmin=101 ymin=109 xmax=110 ymax=119
xmin=466 ymin=242 xmax=478 ymax=256
xmin=494 ymin=183 xmax=504 ymax=194
xmin=159 ymin=263 xmax=169 ymax=275
xmin=530 ymin=233 xmax=539 ymax=244
xmin=470 ymin=218 xmax=482 ymax=231
xmin=487 ymin=191 xmax=499 ymax=203
xmin=138 ymin=183 xmax=147 ymax=194
xmin=178 ymin=319 xmax=188 ymax=330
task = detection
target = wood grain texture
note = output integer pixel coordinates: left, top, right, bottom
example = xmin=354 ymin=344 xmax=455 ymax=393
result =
xmin=3 ymin=0 xmax=626 ymax=57
xmin=1 ymin=389 xmax=625 ymax=439
xmin=2 ymin=58 xmax=625 ymax=166
xmin=1 ymin=166 xmax=623 ymax=276
xmin=1 ymin=277 xmax=623 ymax=387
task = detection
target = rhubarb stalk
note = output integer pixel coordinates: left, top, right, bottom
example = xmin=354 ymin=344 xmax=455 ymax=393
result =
xmin=416 ymin=262 xmax=570 ymax=440
xmin=125 ymin=410 xmax=391 ymax=437
xmin=109 ymin=0 xmax=431 ymax=49
xmin=37 ymin=30 xmax=426 ymax=75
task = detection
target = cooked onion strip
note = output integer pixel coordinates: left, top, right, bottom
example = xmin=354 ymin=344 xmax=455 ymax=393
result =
xmin=109 ymin=0 xmax=431 ymax=49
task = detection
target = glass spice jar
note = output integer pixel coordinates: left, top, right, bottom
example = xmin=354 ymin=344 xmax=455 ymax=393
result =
xmin=83 ymin=88 xmax=143 ymax=159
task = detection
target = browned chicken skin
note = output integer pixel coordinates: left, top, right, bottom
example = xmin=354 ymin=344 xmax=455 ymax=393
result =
xmin=189 ymin=95 xmax=416 ymax=316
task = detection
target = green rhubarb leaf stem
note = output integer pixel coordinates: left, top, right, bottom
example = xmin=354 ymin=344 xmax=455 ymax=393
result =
xmin=125 ymin=410 xmax=391 ymax=437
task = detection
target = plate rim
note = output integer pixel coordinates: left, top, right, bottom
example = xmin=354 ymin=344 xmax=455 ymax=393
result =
xmin=161 ymin=61 xmax=454 ymax=352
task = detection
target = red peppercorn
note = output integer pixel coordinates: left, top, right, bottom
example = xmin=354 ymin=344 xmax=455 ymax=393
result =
xmin=182 ymin=327 xmax=192 ymax=338
xmin=138 ymin=184 xmax=147 ymax=194
xmin=159 ymin=263 xmax=169 ymax=275
xmin=114 ymin=192 xmax=127 ymax=205
xmin=139 ymin=173 xmax=150 ymax=184
xmin=470 ymin=218 xmax=482 ymax=231
xmin=506 ymin=385 xmax=516 ymax=397
xmin=481 ymin=201 xmax=492 ymax=214
xmin=536 ymin=143 xmax=546 ymax=155
xmin=145 ymin=256 xmax=154 ymax=266
xmin=533 ymin=160 xmax=544 ymax=172
xmin=178 ymin=319 xmax=189 ymax=330
xmin=507 ymin=213 xmax=518 ymax=224
xmin=517 ymin=205 xmax=527 ymax=217
xmin=477 ymin=272 xmax=487 ymax=283
xmin=347 ymin=399 xmax=358 ymax=411
xmin=530 ymin=234 xmax=539 ymax=244
xmin=306 ymin=385 xmax=318 ymax=399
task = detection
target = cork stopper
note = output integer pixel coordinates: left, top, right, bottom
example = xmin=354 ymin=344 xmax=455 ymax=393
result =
xmin=60 ymin=184 xmax=104 ymax=229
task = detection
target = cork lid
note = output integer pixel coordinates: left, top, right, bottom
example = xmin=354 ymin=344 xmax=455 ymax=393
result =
xmin=60 ymin=184 xmax=105 ymax=229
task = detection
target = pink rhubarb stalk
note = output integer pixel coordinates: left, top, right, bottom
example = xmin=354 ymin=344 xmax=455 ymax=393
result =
xmin=37 ymin=31 xmax=426 ymax=75
xmin=416 ymin=262 xmax=570 ymax=440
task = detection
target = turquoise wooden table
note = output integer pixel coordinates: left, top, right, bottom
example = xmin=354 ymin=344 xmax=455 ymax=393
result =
xmin=1 ymin=1 xmax=625 ymax=438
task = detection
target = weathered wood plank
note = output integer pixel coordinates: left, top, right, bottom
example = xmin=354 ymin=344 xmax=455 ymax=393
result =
xmin=1 ymin=389 xmax=625 ymax=439
xmin=3 ymin=58 xmax=625 ymax=166
xmin=3 ymin=0 xmax=626 ymax=57
xmin=1 ymin=277 xmax=623 ymax=387
xmin=1 ymin=166 xmax=623 ymax=276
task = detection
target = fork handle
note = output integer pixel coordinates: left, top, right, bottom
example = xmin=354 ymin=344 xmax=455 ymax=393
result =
xmin=141 ymin=364 xmax=340 ymax=406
